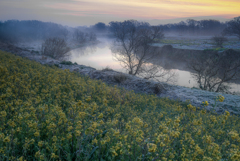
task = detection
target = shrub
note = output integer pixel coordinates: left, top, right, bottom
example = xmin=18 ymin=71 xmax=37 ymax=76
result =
xmin=54 ymin=63 xmax=59 ymax=67
xmin=153 ymin=83 xmax=166 ymax=94
xmin=102 ymin=66 xmax=113 ymax=71
xmin=211 ymin=35 xmax=228 ymax=48
xmin=113 ymin=73 xmax=128 ymax=83
xmin=41 ymin=37 xmax=70 ymax=60
xmin=60 ymin=60 xmax=74 ymax=65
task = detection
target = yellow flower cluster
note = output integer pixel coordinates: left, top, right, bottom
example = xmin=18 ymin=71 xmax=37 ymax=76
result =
xmin=217 ymin=95 xmax=225 ymax=102
xmin=0 ymin=51 xmax=239 ymax=160
xmin=202 ymin=101 xmax=209 ymax=106
xmin=148 ymin=143 xmax=157 ymax=152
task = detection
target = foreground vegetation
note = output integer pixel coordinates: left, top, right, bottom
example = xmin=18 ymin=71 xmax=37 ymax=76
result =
xmin=0 ymin=51 xmax=240 ymax=161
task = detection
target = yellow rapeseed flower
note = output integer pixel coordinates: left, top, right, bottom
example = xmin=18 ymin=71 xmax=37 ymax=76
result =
xmin=228 ymin=131 xmax=239 ymax=140
xmin=3 ymin=136 xmax=10 ymax=143
xmin=34 ymin=131 xmax=40 ymax=137
xmin=225 ymin=111 xmax=230 ymax=117
xmin=98 ymin=113 xmax=103 ymax=119
xmin=52 ymin=136 xmax=57 ymax=142
xmin=40 ymin=155 xmax=44 ymax=160
xmin=67 ymin=126 xmax=73 ymax=132
xmin=202 ymin=101 xmax=209 ymax=106
xmin=92 ymin=138 xmax=98 ymax=144
xmin=148 ymin=143 xmax=157 ymax=153
xmin=18 ymin=156 xmax=24 ymax=161
xmin=38 ymin=141 xmax=44 ymax=147
xmin=217 ymin=95 xmax=224 ymax=102
xmin=67 ymin=133 xmax=72 ymax=140
xmin=0 ymin=111 xmax=7 ymax=117
xmin=51 ymin=153 xmax=58 ymax=159
xmin=35 ymin=151 xmax=41 ymax=158
xmin=75 ymin=130 xmax=81 ymax=136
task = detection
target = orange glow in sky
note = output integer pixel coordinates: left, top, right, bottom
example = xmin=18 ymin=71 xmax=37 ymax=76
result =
xmin=49 ymin=0 xmax=240 ymax=18
xmin=0 ymin=0 xmax=240 ymax=26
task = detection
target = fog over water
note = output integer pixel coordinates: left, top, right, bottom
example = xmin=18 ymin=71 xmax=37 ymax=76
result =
xmin=69 ymin=39 xmax=122 ymax=71
xmin=69 ymin=38 xmax=240 ymax=93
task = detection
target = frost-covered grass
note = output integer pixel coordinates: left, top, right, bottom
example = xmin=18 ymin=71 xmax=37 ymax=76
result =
xmin=155 ymin=36 xmax=240 ymax=51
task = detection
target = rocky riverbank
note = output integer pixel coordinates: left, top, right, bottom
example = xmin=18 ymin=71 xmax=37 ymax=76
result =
xmin=1 ymin=41 xmax=239 ymax=116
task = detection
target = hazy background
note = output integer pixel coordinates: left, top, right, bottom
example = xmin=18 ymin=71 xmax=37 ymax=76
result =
xmin=1 ymin=0 xmax=240 ymax=27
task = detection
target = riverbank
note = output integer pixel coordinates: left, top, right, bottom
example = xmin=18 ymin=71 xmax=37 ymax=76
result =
xmin=153 ymin=35 xmax=240 ymax=51
xmin=0 ymin=41 xmax=239 ymax=116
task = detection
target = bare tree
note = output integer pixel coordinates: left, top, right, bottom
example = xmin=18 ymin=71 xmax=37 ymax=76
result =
xmin=211 ymin=35 xmax=228 ymax=48
xmin=41 ymin=37 xmax=70 ymax=60
xmin=88 ymin=32 xmax=97 ymax=42
xmin=73 ymin=29 xmax=97 ymax=44
xmin=223 ymin=16 xmax=240 ymax=40
xmin=188 ymin=50 xmax=240 ymax=92
xmin=110 ymin=20 xmax=177 ymax=83
xmin=139 ymin=64 xmax=177 ymax=83
xmin=73 ymin=29 xmax=87 ymax=44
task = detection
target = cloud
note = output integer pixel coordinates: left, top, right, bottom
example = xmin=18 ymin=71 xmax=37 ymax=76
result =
xmin=0 ymin=0 xmax=240 ymax=26
xmin=147 ymin=0 xmax=240 ymax=6
xmin=44 ymin=0 xmax=240 ymax=18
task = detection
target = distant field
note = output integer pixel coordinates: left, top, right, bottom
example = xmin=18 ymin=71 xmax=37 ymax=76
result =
xmin=153 ymin=35 xmax=240 ymax=51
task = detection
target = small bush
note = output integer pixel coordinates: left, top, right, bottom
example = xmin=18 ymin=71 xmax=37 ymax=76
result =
xmin=153 ymin=83 xmax=165 ymax=94
xmin=54 ymin=64 xmax=60 ymax=67
xmin=211 ymin=35 xmax=228 ymax=48
xmin=60 ymin=60 xmax=74 ymax=65
xmin=102 ymin=66 xmax=113 ymax=71
xmin=113 ymin=73 xmax=127 ymax=83
xmin=41 ymin=37 xmax=70 ymax=60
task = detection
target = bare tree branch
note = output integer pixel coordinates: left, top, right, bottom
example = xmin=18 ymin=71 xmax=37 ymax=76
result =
xmin=211 ymin=35 xmax=228 ymax=48
xmin=41 ymin=37 xmax=70 ymax=60
xmin=73 ymin=29 xmax=97 ymax=44
xmin=188 ymin=50 xmax=240 ymax=92
xmin=110 ymin=20 xmax=176 ymax=83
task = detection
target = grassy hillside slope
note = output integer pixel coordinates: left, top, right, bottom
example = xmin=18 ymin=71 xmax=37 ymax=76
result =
xmin=0 ymin=50 xmax=240 ymax=161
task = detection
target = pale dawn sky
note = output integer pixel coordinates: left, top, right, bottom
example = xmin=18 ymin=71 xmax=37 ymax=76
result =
xmin=0 ymin=0 xmax=239 ymax=26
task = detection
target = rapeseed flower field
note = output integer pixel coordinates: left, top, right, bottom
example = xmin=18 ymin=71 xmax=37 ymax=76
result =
xmin=0 ymin=50 xmax=240 ymax=161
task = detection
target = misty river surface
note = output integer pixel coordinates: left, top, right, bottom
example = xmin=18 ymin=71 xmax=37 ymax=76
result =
xmin=69 ymin=39 xmax=240 ymax=93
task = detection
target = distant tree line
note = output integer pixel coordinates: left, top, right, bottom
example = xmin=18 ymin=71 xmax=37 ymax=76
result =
xmin=0 ymin=17 xmax=239 ymax=44
xmin=73 ymin=28 xmax=97 ymax=44
xmin=0 ymin=20 xmax=68 ymax=43
xmin=107 ymin=17 xmax=240 ymax=38
xmin=223 ymin=17 xmax=240 ymax=40
xmin=158 ymin=19 xmax=226 ymax=35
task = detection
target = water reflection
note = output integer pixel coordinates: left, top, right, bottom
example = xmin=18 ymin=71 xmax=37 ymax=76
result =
xmin=69 ymin=39 xmax=240 ymax=93
xmin=72 ymin=44 xmax=97 ymax=56
xmin=176 ymin=69 xmax=240 ymax=93
xmin=69 ymin=40 xmax=122 ymax=70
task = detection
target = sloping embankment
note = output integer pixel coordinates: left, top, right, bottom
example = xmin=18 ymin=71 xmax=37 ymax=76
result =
xmin=0 ymin=41 xmax=239 ymax=116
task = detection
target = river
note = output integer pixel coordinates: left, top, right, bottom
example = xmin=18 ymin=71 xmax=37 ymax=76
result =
xmin=69 ymin=38 xmax=240 ymax=93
